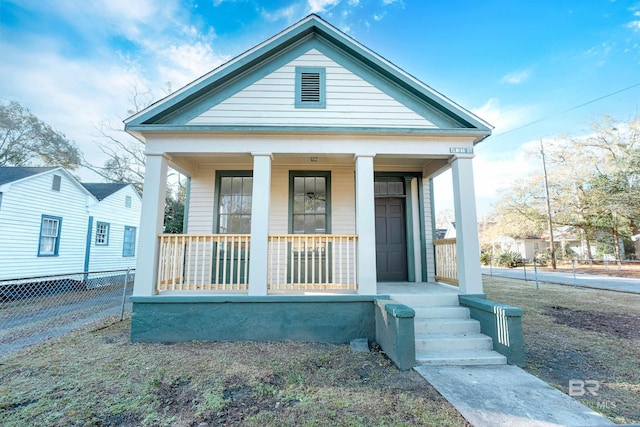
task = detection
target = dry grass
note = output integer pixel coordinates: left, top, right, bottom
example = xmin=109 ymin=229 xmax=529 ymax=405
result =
xmin=483 ymin=276 xmax=640 ymax=424
xmin=0 ymin=317 xmax=468 ymax=427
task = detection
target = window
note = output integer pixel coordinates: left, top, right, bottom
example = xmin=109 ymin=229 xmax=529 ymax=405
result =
xmin=38 ymin=215 xmax=61 ymax=256
xmin=295 ymin=67 xmax=326 ymax=108
xmin=0 ymin=192 xmax=3 ymax=211
xmin=95 ymin=222 xmax=110 ymax=245
xmin=290 ymin=171 xmax=331 ymax=234
xmin=123 ymin=226 xmax=136 ymax=257
xmin=125 ymin=195 xmax=132 ymax=208
xmin=216 ymin=172 xmax=253 ymax=234
xmin=52 ymin=175 xmax=61 ymax=191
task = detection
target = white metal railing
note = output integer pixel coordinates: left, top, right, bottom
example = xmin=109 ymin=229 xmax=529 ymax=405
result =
xmin=268 ymin=234 xmax=358 ymax=291
xmin=157 ymin=234 xmax=250 ymax=291
xmin=434 ymin=238 xmax=458 ymax=285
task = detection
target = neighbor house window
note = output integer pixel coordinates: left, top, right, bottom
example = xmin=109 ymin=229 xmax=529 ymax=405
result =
xmin=52 ymin=175 xmax=61 ymax=191
xmin=216 ymin=172 xmax=252 ymax=233
xmin=125 ymin=195 xmax=132 ymax=208
xmin=95 ymin=222 xmax=110 ymax=246
xmin=295 ymin=67 xmax=326 ymax=108
xmin=123 ymin=226 xmax=136 ymax=257
xmin=289 ymin=171 xmax=331 ymax=234
xmin=38 ymin=215 xmax=61 ymax=256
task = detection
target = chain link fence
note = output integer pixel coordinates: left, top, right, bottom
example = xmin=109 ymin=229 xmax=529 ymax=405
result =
xmin=0 ymin=269 xmax=134 ymax=357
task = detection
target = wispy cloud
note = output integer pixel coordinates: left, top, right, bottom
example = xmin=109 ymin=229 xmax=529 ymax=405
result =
xmin=307 ymin=0 xmax=341 ymax=13
xmin=501 ymin=68 xmax=532 ymax=85
xmin=627 ymin=20 xmax=640 ymax=31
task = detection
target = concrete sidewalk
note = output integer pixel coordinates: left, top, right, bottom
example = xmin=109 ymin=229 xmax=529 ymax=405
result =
xmin=416 ymin=365 xmax=614 ymax=427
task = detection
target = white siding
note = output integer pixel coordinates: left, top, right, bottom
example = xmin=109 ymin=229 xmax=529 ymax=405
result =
xmin=0 ymin=171 xmax=91 ymax=280
xmin=87 ymin=185 xmax=141 ymax=272
xmin=188 ymin=49 xmax=437 ymax=129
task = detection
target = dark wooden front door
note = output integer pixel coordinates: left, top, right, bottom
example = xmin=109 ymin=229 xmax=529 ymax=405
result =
xmin=375 ymin=197 xmax=407 ymax=281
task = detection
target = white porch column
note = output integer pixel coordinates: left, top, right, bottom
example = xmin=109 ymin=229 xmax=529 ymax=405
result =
xmin=355 ymin=154 xmax=377 ymax=294
xmin=451 ymin=157 xmax=483 ymax=294
xmin=248 ymin=152 xmax=272 ymax=296
xmin=133 ymin=153 xmax=169 ymax=296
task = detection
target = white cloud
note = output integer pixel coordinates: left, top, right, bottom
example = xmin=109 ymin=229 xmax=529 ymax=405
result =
xmin=261 ymin=5 xmax=300 ymax=22
xmin=307 ymin=0 xmax=341 ymax=13
xmin=472 ymin=98 xmax=535 ymax=133
xmin=501 ymin=68 xmax=532 ymax=85
xmin=627 ymin=20 xmax=640 ymax=31
xmin=383 ymin=0 xmax=401 ymax=4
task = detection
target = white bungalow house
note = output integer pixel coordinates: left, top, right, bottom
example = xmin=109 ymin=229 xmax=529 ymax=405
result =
xmin=0 ymin=167 xmax=141 ymax=281
xmin=125 ymin=15 xmax=524 ymax=368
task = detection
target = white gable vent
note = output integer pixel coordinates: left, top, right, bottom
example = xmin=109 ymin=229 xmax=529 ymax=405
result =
xmin=296 ymin=67 xmax=325 ymax=108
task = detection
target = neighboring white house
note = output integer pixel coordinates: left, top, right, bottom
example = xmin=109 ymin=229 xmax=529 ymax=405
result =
xmin=0 ymin=167 xmax=141 ymax=280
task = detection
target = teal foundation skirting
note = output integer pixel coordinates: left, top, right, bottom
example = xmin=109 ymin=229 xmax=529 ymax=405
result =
xmin=130 ymin=294 xmax=417 ymax=370
xmin=458 ymin=295 xmax=525 ymax=367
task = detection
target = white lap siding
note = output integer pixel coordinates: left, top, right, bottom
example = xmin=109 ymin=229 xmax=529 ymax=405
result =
xmin=0 ymin=171 xmax=91 ymax=280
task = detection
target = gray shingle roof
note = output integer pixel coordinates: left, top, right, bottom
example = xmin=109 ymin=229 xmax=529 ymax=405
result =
xmin=0 ymin=167 xmax=58 ymax=185
xmin=81 ymin=183 xmax=129 ymax=200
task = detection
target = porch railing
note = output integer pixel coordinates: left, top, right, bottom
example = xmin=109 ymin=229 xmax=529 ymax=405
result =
xmin=434 ymin=238 xmax=458 ymax=285
xmin=157 ymin=234 xmax=250 ymax=291
xmin=268 ymin=234 xmax=358 ymax=291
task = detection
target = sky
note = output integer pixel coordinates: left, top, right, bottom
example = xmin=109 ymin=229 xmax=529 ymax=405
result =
xmin=2 ymin=0 xmax=640 ymax=217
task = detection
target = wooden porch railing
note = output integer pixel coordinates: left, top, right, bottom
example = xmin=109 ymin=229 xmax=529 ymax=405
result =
xmin=268 ymin=234 xmax=358 ymax=291
xmin=434 ymin=238 xmax=458 ymax=285
xmin=157 ymin=234 xmax=250 ymax=291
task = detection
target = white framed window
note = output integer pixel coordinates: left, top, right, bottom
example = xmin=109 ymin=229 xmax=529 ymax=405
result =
xmin=125 ymin=195 xmax=132 ymax=208
xmin=96 ymin=221 xmax=110 ymax=245
xmin=39 ymin=215 xmax=61 ymax=256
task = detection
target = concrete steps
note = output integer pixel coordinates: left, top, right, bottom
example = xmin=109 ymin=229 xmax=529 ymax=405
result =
xmin=390 ymin=292 xmax=507 ymax=366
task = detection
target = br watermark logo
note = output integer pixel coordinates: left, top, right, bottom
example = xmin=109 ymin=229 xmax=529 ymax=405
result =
xmin=569 ymin=379 xmax=600 ymax=396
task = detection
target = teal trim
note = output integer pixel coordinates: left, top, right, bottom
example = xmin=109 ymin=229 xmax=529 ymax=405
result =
xmin=295 ymin=67 xmax=326 ymax=108
xmin=404 ymin=177 xmax=415 ymax=282
xmin=429 ymin=178 xmax=437 ymax=281
xmin=213 ymin=170 xmax=253 ymax=233
xmin=130 ymin=294 xmax=383 ymax=303
xmin=183 ymin=177 xmax=191 ymax=233
xmin=37 ymin=214 xmax=62 ymax=257
xmin=123 ymin=226 xmax=136 ymax=257
xmin=84 ymin=216 xmax=93 ymax=273
xmin=417 ymin=178 xmax=428 ymax=282
xmin=459 ymin=295 xmax=525 ymax=367
xmin=288 ymin=171 xmax=332 ymax=234
xmin=125 ymin=16 xmax=492 ymax=134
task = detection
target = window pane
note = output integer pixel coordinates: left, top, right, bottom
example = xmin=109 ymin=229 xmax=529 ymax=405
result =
xmin=241 ymin=195 xmax=252 ymax=214
xmin=294 ymin=177 xmax=304 ymax=196
xmin=220 ymin=177 xmax=232 ymax=195
xmin=239 ymin=215 xmax=251 ymax=233
xmin=242 ymin=177 xmax=252 ymax=195
xmin=304 ymin=215 xmax=315 ymax=234
xmin=293 ymin=215 xmax=305 ymax=234
xmin=315 ymin=215 xmax=326 ymax=234
xmin=231 ymin=177 xmax=243 ymax=195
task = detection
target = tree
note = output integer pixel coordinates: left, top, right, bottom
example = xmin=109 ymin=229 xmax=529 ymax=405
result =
xmin=0 ymin=101 xmax=81 ymax=169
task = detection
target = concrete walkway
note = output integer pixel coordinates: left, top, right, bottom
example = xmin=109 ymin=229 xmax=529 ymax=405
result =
xmin=415 ymin=365 xmax=614 ymax=427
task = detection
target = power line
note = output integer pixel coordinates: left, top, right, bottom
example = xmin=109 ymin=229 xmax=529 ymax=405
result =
xmin=485 ymin=81 xmax=640 ymax=142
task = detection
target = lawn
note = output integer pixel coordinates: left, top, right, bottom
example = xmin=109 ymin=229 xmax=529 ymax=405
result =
xmin=483 ymin=276 xmax=640 ymax=424
xmin=0 ymin=317 xmax=467 ymax=426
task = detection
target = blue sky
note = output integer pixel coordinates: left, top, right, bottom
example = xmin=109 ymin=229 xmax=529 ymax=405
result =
xmin=1 ymin=0 xmax=640 ymax=215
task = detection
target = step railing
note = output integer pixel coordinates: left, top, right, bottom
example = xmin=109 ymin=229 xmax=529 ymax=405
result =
xmin=157 ymin=234 xmax=250 ymax=291
xmin=268 ymin=234 xmax=358 ymax=291
xmin=434 ymin=238 xmax=458 ymax=285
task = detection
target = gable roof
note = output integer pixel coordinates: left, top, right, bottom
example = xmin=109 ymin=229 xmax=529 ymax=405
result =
xmin=81 ymin=183 xmax=130 ymax=200
xmin=0 ymin=167 xmax=58 ymax=186
xmin=125 ymin=14 xmax=492 ymax=142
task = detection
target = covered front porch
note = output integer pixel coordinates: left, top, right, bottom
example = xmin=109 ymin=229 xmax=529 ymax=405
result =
xmin=135 ymin=150 xmax=483 ymax=297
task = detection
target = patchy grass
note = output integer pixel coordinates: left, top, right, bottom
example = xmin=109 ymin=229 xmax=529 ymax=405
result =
xmin=483 ymin=276 xmax=640 ymax=424
xmin=0 ymin=317 xmax=468 ymax=426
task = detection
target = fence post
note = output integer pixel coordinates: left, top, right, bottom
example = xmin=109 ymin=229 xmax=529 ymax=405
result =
xmin=572 ymin=258 xmax=576 ymax=287
xmin=523 ymin=259 xmax=527 ymax=281
xmin=120 ymin=268 xmax=130 ymax=321
xmin=533 ymin=257 xmax=539 ymax=290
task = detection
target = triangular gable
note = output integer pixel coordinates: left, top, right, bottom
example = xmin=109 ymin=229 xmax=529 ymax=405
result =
xmin=125 ymin=14 xmax=491 ymax=141
xmin=0 ymin=166 xmax=97 ymax=200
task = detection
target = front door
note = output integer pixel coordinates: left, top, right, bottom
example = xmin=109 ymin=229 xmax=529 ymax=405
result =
xmin=375 ymin=197 xmax=407 ymax=281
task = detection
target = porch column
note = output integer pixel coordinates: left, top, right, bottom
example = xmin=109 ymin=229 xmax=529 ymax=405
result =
xmin=355 ymin=154 xmax=377 ymax=294
xmin=248 ymin=152 xmax=272 ymax=296
xmin=451 ymin=157 xmax=483 ymax=294
xmin=133 ymin=153 xmax=169 ymax=296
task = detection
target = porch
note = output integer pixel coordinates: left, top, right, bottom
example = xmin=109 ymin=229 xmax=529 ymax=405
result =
xmin=155 ymin=233 xmax=458 ymax=294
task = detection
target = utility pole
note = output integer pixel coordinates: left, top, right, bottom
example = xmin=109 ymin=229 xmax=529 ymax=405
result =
xmin=540 ymin=140 xmax=557 ymax=269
